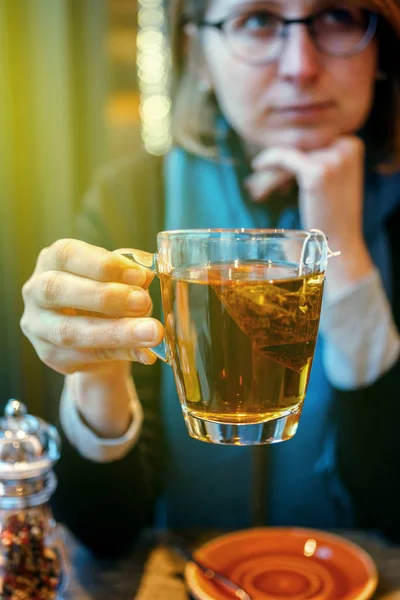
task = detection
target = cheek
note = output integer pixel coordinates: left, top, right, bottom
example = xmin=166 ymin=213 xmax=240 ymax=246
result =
xmin=333 ymin=50 xmax=378 ymax=131
xmin=216 ymin=75 xmax=263 ymax=117
xmin=203 ymin=35 xmax=274 ymax=126
xmin=207 ymin=57 xmax=274 ymax=132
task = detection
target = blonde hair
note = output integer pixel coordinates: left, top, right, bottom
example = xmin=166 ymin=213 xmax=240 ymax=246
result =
xmin=168 ymin=0 xmax=400 ymax=168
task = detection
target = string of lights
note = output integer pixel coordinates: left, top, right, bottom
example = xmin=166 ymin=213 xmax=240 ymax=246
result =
xmin=137 ymin=0 xmax=172 ymax=155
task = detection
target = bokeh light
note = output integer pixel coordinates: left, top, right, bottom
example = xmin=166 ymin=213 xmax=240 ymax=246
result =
xmin=137 ymin=0 xmax=171 ymax=155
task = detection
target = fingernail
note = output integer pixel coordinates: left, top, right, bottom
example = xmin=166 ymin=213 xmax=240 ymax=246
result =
xmin=128 ymin=290 xmax=151 ymax=313
xmin=122 ymin=268 xmax=146 ymax=286
xmin=137 ymin=349 xmax=157 ymax=365
xmin=132 ymin=319 xmax=159 ymax=342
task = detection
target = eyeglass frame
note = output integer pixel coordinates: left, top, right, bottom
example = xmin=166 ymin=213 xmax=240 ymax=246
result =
xmin=195 ymin=8 xmax=379 ymax=64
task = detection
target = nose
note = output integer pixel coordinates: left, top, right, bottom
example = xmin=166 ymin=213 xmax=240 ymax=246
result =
xmin=277 ymin=25 xmax=322 ymax=84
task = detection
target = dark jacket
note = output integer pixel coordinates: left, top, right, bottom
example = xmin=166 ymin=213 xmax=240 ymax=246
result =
xmin=52 ymin=151 xmax=400 ymax=557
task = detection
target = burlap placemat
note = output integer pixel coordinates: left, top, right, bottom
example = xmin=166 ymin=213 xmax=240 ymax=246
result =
xmin=134 ymin=545 xmax=189 ymax=600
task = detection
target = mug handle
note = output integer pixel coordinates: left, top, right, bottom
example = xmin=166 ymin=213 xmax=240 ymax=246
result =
xmin=122 ymin=251 xmax=169 ymax=364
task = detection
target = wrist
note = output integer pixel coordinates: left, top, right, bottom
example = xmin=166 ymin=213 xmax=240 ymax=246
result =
xmin=68 ymin=362 xmax=135 ymax=438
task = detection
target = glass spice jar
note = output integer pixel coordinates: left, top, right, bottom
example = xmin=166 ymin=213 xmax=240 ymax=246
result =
xmin=0 ymin=399 xmax=69 ymax=599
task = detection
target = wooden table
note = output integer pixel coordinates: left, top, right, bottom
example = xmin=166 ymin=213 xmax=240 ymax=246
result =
xmin=62 ymin=528 xmax=400 ymax=600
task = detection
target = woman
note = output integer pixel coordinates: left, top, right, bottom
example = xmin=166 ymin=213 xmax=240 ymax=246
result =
xmin=21 ymin=0 xmax=400 ymax=557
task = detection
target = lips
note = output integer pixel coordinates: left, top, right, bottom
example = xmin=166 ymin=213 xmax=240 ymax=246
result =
xmin=269 ymin=102 xmax=335 ymax=124
xmin=274 ymin=101 xmax=335 ymax=114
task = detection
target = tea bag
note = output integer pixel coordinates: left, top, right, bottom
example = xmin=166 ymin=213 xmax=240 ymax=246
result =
xmin=213 ymin=275 xmax=323 ymax=372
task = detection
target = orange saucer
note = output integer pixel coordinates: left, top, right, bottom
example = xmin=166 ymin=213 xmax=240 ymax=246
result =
xmin=185 ymin=527 xmax=378 ymax=600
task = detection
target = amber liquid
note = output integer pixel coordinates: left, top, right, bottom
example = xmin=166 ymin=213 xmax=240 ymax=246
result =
xmin=160 ymin=262 xmax=324 ymax=425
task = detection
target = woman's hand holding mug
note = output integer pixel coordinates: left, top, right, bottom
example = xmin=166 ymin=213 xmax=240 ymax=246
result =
xmin=21 ymin=239 xmax=164 ymax=438
xmin=21 ymin=238 xmax=164 ymax=375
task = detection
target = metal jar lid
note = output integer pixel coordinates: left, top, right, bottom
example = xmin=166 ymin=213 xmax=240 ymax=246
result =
xmin=0 ymin=399 xmax=61 ymax=480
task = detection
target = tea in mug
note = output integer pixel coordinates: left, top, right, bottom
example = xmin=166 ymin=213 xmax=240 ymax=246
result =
xmin=160 ymin=261 xmax=324 ymax=428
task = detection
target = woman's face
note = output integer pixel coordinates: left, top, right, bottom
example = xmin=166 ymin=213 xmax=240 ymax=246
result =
xmin=197 ymin=0 xmax=379 ymax=152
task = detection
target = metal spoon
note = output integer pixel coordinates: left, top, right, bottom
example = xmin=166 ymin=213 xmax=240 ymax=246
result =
xmin=165 ymin=535 xmax=252 ymax=600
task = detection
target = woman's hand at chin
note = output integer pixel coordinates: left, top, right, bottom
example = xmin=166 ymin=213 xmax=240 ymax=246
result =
xmin=246 ymin=136 xmax=374 ymax=298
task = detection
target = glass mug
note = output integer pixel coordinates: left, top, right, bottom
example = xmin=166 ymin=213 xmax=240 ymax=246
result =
xmin=125 ymin=229 xmax=330 ymax=446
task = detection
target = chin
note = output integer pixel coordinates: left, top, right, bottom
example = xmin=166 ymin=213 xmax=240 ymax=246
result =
xmin=257 ymin=127 xmax=339 ymax=152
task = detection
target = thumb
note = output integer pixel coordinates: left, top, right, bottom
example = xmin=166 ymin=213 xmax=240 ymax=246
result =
xmin=114 ymin=248 xmax=155 ymax=290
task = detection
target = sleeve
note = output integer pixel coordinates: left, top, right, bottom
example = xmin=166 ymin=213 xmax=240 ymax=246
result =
xmin=51 ymin=153 xmax=166 ymax=557
xmin=59 ymin=374 xmax=144 ymax=463
xmin=320 ymin=267 xmax=400 ymax=389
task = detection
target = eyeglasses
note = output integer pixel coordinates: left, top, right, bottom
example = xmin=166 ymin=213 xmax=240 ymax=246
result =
xmin=196 ymin=6 xmax=378 ymax=64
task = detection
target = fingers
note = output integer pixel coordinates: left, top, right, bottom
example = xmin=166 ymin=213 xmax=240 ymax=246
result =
xmin=251 ymin=137 xmax=364 ymax=193
xmin=245 ymin=169 xmax=293 ymax=202
xmin=37 ymin=342 xmax=159 ymax=372
xmin=35 ymin=239 xmax=147 ymax=286
xmin=27 ymin=271 xmax=153 ymax=316
xmin=22 ymin=239 xmax=165 ymax=373
xmin=252 ymin=147 xmax=317 ymax=183
xmin=22 ymin=311 xmax=164 ymax=350
xmin=251 ymin=147 xmax=322 ymax=196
